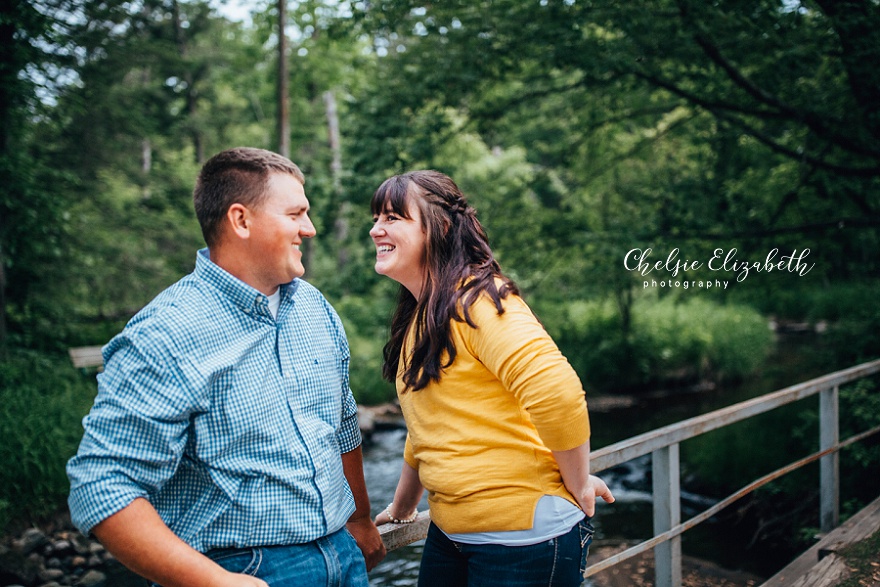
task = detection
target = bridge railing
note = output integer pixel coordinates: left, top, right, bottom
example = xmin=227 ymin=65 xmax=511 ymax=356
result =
xmin=377 ymin=358 xmax=880 ymax=587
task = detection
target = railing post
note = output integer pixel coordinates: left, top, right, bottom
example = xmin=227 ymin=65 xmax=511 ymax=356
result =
xmin=819 ymin=385 xmax=839 ymax=533
xmin=652 ymin=444 xmax=682 ymax=587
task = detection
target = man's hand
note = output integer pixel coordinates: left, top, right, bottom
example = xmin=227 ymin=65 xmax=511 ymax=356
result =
xmin=346 ymin=516 xmax=386 ymax=571
xmin=214 ymin=572 xmax=269 ymax=587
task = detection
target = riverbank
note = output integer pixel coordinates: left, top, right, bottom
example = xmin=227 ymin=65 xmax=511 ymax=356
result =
xmin=0 ymin=513 xmax=118 ymax=587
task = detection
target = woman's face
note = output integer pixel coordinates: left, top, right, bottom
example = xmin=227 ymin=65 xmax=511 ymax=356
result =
xmin=370 ymin=196 xmax=427 ymax=297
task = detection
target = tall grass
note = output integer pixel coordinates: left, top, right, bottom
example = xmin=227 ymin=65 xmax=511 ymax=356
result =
xmin=0 ymin=350 xmax=96 ymax=532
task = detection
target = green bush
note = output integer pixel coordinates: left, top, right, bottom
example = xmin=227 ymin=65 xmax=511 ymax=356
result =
xmin=542 ymin=296 xmax=774 ymax=392
xmin=641 ymin=298 xmax=774 ymax=382
xmin=0 ymin=350 xmax=96 ymax=532
xmin=727 ymin=279 xmax=880 ymax=323
xmin=539 ymin=299 xmax=651 ymax=392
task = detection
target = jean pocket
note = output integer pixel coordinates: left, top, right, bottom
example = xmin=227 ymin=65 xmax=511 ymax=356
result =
xmin=577 ymin=518 xmax=595 ymax=576
xmin=207 ymin=547 xmax=263 ymax=576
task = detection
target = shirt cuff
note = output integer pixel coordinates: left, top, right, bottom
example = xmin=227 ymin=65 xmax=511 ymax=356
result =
xmin=68 ymin=481 xmax=147 ymax=536
xmin=337 ymin=411 xmax=363 ymax=454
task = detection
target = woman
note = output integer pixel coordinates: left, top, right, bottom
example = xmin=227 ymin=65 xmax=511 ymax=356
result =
xmin=369 ymin=170 xmax=614 ymax=586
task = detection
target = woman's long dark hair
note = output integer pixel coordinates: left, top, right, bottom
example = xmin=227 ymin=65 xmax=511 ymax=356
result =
xmin=371 ymin=170 xmax=518 ymax=391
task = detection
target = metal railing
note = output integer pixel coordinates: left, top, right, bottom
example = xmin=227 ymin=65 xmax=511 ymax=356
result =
xmin=377 ymin=358 xmax=880 ymax=587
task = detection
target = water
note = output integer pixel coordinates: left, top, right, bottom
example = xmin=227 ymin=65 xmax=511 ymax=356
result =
xmin=362 ymin=427 xmax=429 ymax=586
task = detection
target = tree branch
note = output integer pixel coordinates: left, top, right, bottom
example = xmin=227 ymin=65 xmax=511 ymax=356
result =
xmin=675 ymin=0 xmax=880 ymax=159
xmin=711 ymin=109 xmax=880 ymax=178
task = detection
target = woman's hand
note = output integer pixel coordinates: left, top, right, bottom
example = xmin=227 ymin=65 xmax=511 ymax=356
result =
xmin=552 ymin=441 xmax=616 ymax=517
xmin=374 ymin=509 xmax=393 ymax=526
xmin=574 ymin=474 xmax=615 ymax=517
xmin=375 ymin=461 xmax=424 ymax=526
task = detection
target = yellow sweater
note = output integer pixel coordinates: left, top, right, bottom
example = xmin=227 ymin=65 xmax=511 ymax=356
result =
xmin=399 ymin=290 xmax=591 ymax=534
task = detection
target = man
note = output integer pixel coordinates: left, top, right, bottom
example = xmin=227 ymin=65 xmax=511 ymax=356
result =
xmin=67 ymin=147 xmax=386 ymax=587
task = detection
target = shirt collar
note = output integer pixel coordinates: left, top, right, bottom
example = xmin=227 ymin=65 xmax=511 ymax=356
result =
xmin=194 ymin=249 xmax=300 ymax=315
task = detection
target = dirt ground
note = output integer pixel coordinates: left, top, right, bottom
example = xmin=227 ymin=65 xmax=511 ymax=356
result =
xmin=587 ymin=542 xmax=765 ymax=587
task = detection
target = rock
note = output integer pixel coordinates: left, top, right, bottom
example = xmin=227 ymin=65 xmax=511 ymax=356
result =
xmin=13 ymin=528 xmax=49 ymax=555
xmin=358 ymin=406 xmax=376 ymax=434
xmin=88 ymin=543 xmax=104 ymax=555
xmin=50 ymin=539 xmax=73 ymax=556
xmin=0 ymin=547 xmax=42 ymax=585
xmin=46 ymin=556 xmax=63 ymax=568
xmin=39 ymin=568 xmax=66 ymax=582
xmin=71 ymin=533 xmax=91 ymax=555
xmin=38 ymin=583 xmax=64 ymax=587
xmin=87 ymin=555 xmax=102 ymax=568
xmin=71 ymin=555 xmax=88 ymax=568
xmin=74 ymin=569 xmax=106 ymax=587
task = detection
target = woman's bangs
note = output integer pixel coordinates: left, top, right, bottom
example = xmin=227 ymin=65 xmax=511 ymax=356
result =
xmin=371 ymin=176 xmax=413 ymax=218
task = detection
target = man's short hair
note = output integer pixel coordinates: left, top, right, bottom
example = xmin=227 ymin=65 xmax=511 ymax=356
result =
xmin=193 ymin=147 xmax=305 ymax=247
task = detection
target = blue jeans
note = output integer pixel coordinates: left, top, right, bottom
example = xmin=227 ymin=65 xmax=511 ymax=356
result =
xmin=417 ymin=519 xmax=594 ymax=587
xmin=199 ymin=527 xmax=369 ymax=587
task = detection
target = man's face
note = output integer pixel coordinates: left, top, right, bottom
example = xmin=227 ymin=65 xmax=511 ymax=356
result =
xmin=246 ymin=172 xmax=316 ymax=293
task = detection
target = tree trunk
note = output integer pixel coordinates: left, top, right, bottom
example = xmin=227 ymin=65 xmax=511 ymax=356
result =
xmin=323 ymin=90 xmax=349 ymax=273
xmin=277 ymin=0 xmax=290 ymax=158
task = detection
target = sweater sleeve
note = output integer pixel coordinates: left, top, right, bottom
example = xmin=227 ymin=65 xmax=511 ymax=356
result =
xmin=403 ymin=433 xmax=418 ymax=469
xmin=459 ymin=292 xmax=590 ymax=451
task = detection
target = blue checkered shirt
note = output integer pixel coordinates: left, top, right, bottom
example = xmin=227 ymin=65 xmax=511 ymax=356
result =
xmin=67 ymin=250 xmax=362 ymax=552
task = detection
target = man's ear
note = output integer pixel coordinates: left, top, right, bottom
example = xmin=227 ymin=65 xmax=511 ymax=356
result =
xmin=226 ymin=203 xmax=250 ymax=239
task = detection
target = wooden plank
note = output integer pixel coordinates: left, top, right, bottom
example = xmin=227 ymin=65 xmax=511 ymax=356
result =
xmin=68 ymin=346 xmax=105 ymax=369
xmin=378 ymin=511 xmax=431 ymax=552
xmin=788 ymin=553 xmax=851 ymax=587
xmin=760 ymin=494 xmax=880 ymax=586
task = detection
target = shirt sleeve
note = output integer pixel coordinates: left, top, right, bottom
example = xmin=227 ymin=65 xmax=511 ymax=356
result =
xmin=67 ymin=332 xmax=200 ymax=536
xmin=460 ymin=292 xmax=590 ymax=451
xmin=329 ymin=306 xmax=362 ymax=454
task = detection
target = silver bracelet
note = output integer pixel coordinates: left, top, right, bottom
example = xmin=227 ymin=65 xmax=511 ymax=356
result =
xmin=385 ymin=502 xmax=418 ymax=524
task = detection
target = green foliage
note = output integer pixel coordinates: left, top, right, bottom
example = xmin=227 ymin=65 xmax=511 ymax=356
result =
xmin=684 ymin=403 xmax=814 ymax=497
xmin=727 ymin=279 xmax=880 ymax=324
xmin=542 ymin=296 xmax=773 ymax=392
xmin=839 ymin=379 xmax=880 ymax=475
xmin=0 ymin=351 xmax=96 ymax=531
xmin=333 ymin=293 xmax=397 ymax=405
xmin=821 ymin=297 xmax=880 ymax=367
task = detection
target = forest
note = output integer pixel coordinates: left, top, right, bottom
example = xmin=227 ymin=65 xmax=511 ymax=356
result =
xmin=1 ymin=0 xmax=879 ymax=577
